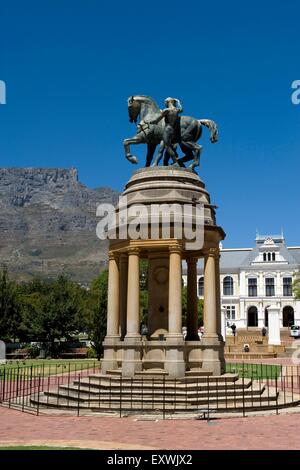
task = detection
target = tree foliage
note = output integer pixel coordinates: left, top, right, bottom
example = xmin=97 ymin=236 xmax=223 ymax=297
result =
xmin=88 ymin=270 xmax=108 ymax=359
xmin=182 ymin=286 xmax=203 ymax=327
xmin=18 ymin=276 xmax=88 ymax=352
xmin=293 ymin=272 xmax=300 ymax=299
xmin=0 ymin=267 xmax=21 ymax=341
xmin=0 ymin=268 xmax=90 ymax=354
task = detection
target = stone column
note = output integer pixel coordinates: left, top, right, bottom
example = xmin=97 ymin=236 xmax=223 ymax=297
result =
xmin=101 ymin=252 xmax=120 ymax=373
xmin=123 ymin=248 xmax=142 ymax=377
xmin=203 ymin=248 xmax=218 ymax=338
xmin=119 ymin=254 xmax=128 ymax=340
xmin=125 ymin=248 xmax=140 ymax=338
xmin=106 ymin=253 xmax=120 ymax=337
xmin=165 ymin=245 xmax=185 ymax=378
xmin=168 ymin=245 xmax=183 ymax=337
xmin=186 ymin=257 xmax=199 ymax=341
xmin=202 ymin=247 xmax=224 ymax=375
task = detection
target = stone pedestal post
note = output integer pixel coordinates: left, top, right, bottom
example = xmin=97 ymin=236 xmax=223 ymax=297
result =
xmin=101 ymin=252 xmax=120 ymax=373
xmin=0 ymin=340 xmax=6 ymax=365
xmin=268 ymin=305 xmax=281 ymax=346
xmin=166 ymin=245 xmax=185 ymax=378
xmin=202 ymin=247 xmax=225 ymax=375
xmin=258 ymin=302 xmax=264 ymax=328
xmin=123 ymin=248 xmax=142 ymax=377
xmin=186 ymin=257 xmax=199 ymax=341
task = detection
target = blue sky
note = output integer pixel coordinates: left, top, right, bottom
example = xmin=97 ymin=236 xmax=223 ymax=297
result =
xmin=0 ymin=0 xmax=299 ymax=247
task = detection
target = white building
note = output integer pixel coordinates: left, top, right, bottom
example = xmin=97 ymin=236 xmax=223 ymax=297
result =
xmin=183 ymin=234 xmax=300 ymax=329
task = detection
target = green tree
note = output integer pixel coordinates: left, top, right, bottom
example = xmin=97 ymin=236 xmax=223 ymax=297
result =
xmin=0 ymin=267 xmax=21 ymax=341
xmin=293 ymin=272 xmax=300 ymax=299
xmin=182 ymin=286 xmax=203 ymax=327
xmin=88 ymin=270 xmax=108 ymax=359
xmin=18 ymin=275 xmax=87 ymax=354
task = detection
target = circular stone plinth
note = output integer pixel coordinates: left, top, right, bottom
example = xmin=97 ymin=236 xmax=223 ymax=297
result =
xmin=121 ymin=166 xmax=216 ymax=226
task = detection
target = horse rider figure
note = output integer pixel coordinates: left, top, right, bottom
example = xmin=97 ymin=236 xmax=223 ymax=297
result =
xmin=147 ymin=97 xmax=183 ymax=165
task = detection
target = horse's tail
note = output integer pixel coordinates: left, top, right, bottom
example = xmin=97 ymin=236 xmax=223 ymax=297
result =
xmin=199 ymin=119 xmax=218 ymax=143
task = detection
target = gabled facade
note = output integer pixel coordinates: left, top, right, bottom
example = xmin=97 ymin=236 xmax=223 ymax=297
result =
xmin=183 ymin=234 xmax=300 ymax=329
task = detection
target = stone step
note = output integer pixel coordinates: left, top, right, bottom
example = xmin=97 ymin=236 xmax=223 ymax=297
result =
xmin=42 ymin=385 xmax=265 ymax=403
xmin=225 ymin=353 xmax=277 ymax=360
xmin=31 ymin=391 xmax=279 ymax=410
xmin=75 ymin=375 xmax=239 ymax=390
xmin=60 ymin=378 xmax=251 ymax=395
xmin=185 ymin=370 xmax=213 ymax=377
xmin=81 ymin=373 xmax=239 ymax=386
xmin=179 ymin=373 xmax=238 ymax=383
xmin=105 ymin=369 xmax=122 ymax=376
xmin=134 ymin=369 xmax=169 ymax=378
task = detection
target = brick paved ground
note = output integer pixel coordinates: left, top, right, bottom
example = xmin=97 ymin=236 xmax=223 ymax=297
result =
xmin=1 ymin=406 xmax=300 ymax=450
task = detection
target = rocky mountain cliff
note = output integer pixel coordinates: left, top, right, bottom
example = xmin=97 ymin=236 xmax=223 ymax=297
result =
xmin=0 ymin=168 xmax=119 ymax=284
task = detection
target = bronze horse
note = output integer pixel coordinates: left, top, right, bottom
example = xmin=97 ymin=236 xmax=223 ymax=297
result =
xmin=124 ymin=95 xmax=218 ymax=170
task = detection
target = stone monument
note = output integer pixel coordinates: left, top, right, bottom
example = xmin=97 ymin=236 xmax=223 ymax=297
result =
xmin=0 ymin=340 xmax=6 ymax=364
xmin=267 ymin=305 xmax=281 ymax=346
xmin=101 ymin=96 xmax=225 ymax=378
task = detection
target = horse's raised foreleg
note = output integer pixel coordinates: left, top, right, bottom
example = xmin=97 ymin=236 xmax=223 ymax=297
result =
xmin=123 ymin=135 xmax=144 ymax=164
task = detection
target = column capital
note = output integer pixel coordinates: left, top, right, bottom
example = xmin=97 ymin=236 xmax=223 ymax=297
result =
xmin=169 ymin=245 xmax=182 ymax=255
xmin=127 ymin=247 xmax=140 ymax=256
xmin=108 ymin=251 xmax=119 ymax=261
xmin=186 ymin=256 xmax=198 ymax=266
xmin=204 ymin=247 xmax=220 ymax=259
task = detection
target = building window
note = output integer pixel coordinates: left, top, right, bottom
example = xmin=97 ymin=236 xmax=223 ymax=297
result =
xmin=198 ymin=277 xmax=204 ymax=296
xmin=223 ymin=276 xmax=234 ymax=296
xmin=248 ymin=278 xmax=257 ymax=297
xmin=225 ymin=305 xmax=236 ymax=321
xmin=263 ymin=252 xmax=276 ymax=262
xmin=266 ymin=278 xmax=275 ymax=297
xmin=283 ymin=277 xmax=293 ymax=297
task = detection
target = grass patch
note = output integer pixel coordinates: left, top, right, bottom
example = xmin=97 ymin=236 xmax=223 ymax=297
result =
xmin=226 ymin=362 xmax=282 ymax=379
xmin=0 ymin=360 xmax=100 ymax=377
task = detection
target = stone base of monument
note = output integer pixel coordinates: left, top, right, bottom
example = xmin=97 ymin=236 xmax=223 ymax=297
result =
xmin=201 ymin=336 xmax=226 ymax=376
xmin=102 ymin=337 xmax=225 ymax=378
xmin=27 ymin=369 xmax=300 ymax=416
xmin=101 ymin=167 xmax=227 ymax=379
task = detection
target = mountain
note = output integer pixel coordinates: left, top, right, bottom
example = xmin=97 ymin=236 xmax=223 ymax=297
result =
xmin=0 ymin=168 xmax=119 ymax=284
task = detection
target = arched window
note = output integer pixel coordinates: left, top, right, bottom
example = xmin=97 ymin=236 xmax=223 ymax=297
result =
xmin=268 ymin=252 xmax=271 ymax=261
xmin=283 ymin=306 xmax=294 ymax=327
xmin=272 ymin=252 xmax=276 ymax=261
xmin=198 ymin=277 xmax=204 ymax=296
xmin=223 ymin=276 xmax=234 ymax=296
xmin=263 ymin=253 xmax=267 ymax=262
xmin=248 ymin=306 xmax=258 ymax=327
